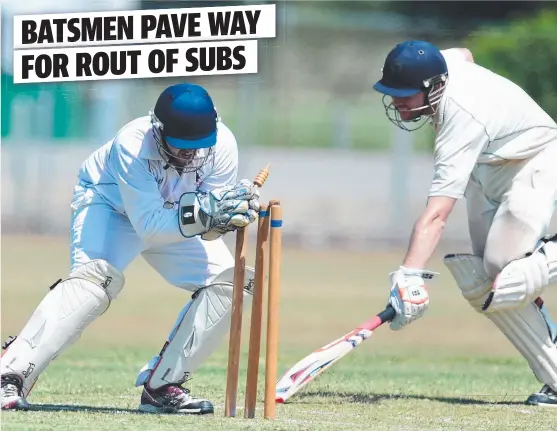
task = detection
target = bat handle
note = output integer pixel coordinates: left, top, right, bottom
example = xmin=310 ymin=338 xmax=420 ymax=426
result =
xmin=363 ymin=305 xmax=396 ymax=332
xmin=376 ymin=305 xmax=397 ymax=326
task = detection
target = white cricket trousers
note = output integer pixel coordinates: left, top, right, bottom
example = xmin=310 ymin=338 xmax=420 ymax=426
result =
xmin=465 ymin=143 xmax=557 ymax=278
xmin=69 ymin=199 xmax=234 ymax=291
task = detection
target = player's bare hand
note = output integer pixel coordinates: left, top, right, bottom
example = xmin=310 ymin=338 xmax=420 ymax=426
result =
xmin=387 ymin=266 xmax=437 ymax=330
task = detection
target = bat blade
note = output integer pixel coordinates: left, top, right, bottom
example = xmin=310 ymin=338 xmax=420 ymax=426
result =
xmin=275 ymin=329 xmax=373 ymax=403
xmin=275 ymin=306 xmax=395 ymax=403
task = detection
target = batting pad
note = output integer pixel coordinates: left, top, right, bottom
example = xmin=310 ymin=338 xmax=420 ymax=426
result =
xmin=136 ymin=266 xmax=255 ymax=390
xmin=487 ymin=237 xmax=557 ymax=312
xmin=445 ymin=253 xmax=557 ymax=391
xmin=444 ymin=253 xmax=493 ymax=312
xmin=1 ymin=260 xmax=124 ymax=396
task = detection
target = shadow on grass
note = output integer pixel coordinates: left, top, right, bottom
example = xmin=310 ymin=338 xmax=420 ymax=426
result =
xmin=295 ymin=391 xmax=526 ymax=406
xmin=16 ymin=393 xmax=526 ymax=414
xmin=20 ymin=404 xmax=217 ymax=416
xmin=24 ymin=404 xmax=146 ymax=414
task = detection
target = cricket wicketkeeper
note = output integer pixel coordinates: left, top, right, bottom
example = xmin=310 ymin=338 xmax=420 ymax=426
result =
xmin=374 ymin=40 xmax=557 ymax=407
xmin=1 ymin=83 xmax=261 ymax=414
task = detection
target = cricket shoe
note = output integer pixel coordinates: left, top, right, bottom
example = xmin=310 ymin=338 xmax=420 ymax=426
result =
xmin=1 ymin=374 xmax=30 ymax=410
xmin=526 ymin=384 xmax=557 ymax=407
xmin=138 ymin=384 xmax=214 ymax=414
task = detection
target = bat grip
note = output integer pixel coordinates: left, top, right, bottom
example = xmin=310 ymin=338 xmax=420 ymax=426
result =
xmin=377 ymin=305 xmax=396 ymax=324
xmin=363 ymin=305 xmax=396 ymax=332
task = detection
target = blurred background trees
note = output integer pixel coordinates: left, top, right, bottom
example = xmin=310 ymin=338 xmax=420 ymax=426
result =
xmin=3 ymin=1 xmax=557 ymax=145
xmin=3 ymin=0 xmax=557 ymax=242
xmin=466 ymin=9 xmax=557 ymax=122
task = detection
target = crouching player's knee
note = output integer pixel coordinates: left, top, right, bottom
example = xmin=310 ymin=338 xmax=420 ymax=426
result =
xmin=444 ymin=250 xmax=557 ymax=391
xmin=444 ymin=253 xmax=492 ymax=312
xmin=135 ymin=266 xmax=254 ymax=390
xmin=449 ymin=235 xmax=557 ymax=314
xmin=1 ymin=259 xmax=125 ymax=397
xmin=483 ymin=234 xmax=557 ymax=313
xmin=482 ymin=252 xmax=508 ymax=281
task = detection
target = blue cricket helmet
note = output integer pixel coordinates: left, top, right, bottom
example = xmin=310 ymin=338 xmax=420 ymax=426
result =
xmin=153 ymin=83 xmax=217 ymax=150
xmin=373 ymin=40 xmax=448 ymax=98
xmin=373 ymin=40 xmax=449 ymax=131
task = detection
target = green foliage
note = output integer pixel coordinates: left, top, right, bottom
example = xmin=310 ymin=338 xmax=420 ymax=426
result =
xmin=1 ymin=71 xmax=86 ymax=140
xmin=466 ymin=9 xmax=557 ymax=120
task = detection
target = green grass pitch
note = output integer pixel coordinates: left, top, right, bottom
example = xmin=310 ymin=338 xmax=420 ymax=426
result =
xmin=2 ymin=236 xmax=556 ymax=430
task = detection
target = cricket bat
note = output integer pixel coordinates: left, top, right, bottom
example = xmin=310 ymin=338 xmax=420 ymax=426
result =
xmin=275 ymin=305 xmax=396 ymax=403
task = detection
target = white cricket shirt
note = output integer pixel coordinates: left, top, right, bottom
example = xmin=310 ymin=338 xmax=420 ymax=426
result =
xmin=429 ymin=49 xmax=557 ymax=199
xmin=74 ymin=115 xmax=239 ymax=244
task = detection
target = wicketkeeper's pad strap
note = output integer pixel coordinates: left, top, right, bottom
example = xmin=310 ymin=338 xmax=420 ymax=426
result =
xmin=0 ymin=260 xmax=124 ymax=396
xmin=136 ymin=266 xmax=255 ymax=389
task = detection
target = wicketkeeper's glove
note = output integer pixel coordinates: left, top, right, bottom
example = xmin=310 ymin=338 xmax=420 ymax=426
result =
xmin=178 ymin=179 xmax=260 ymax=240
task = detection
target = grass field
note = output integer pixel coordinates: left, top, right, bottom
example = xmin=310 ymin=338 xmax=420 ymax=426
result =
xmin=2 ymin=235 xmax=557 ymax=430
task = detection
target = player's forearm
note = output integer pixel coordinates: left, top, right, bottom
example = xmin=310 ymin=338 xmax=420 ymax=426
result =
xmin=402 ymin=215 xmax=446 ymax=269
xmin=132 ymin=207 xmax=186 ymax=245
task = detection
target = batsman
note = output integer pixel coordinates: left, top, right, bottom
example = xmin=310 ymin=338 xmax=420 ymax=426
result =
xmin=1 ymin=83 xmax=261 ymax=414
xmin=374 ymin=40 xmax=557 ymax=406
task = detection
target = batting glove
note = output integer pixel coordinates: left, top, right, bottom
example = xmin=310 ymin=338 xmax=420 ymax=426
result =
xmin=387 ymin=266 xmax=437 ymax=331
